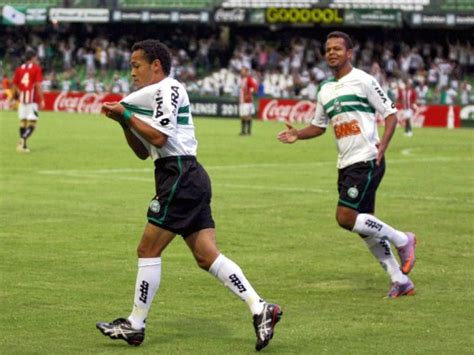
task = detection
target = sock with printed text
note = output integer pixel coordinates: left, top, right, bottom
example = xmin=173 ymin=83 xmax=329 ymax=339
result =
xmin=353 ymin=213 xmax=408 ymax=248
xmin=128 ymin=257 xmax=161 ymax=330
xmin=362 ymin=235 xmax=408 ymax=284
xmin=209 ymin=254 xmax=265 ymax=315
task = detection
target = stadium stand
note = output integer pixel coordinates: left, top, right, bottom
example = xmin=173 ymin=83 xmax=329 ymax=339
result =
xmin=0 ymin=0 xmax=472 ymax=103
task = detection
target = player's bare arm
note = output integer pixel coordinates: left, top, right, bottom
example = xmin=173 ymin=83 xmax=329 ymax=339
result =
xmin=102 ymin=101 xmax=149 ymax=159
xmin=277 ymin=123 xmax=326 ymax=144
xmin=376 ymin=113 xmax=397 ymax=166
xmin=102 ymin=101 xmax=168 ymax=148
xmin=35 ymin=82 xmax=45 ymax=109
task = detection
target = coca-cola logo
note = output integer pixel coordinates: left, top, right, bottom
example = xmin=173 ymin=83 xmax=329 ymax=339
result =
xmin=53 ymin=92 xmax=123 ymax=113
xmin=214 ymin=8 xmax=246 ymax=22
xmin=261 ymin=99 xmax=316 ymax=123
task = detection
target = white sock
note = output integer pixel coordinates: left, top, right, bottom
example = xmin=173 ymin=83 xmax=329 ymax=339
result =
xmin=353 ymin=213 xmax=408 ymax=248
xmin=209 ymin=254 xmax=265 ymax=315
xmin=363 ymin=236 xmax=408 ymax=284
xmin=128 ymin=257 xmax=161 ymax=329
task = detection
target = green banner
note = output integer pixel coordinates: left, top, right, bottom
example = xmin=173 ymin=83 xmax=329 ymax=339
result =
xmin=344 ymin=9 xmax=402 ymax=27
xmin=2 ymin=5 xmax=46 ymax=25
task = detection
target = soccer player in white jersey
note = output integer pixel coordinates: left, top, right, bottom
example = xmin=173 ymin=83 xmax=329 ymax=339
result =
xmin=278 ymin=31 xmax=417 ymax=299
xmin=96 ymin=40 xmax=282 ymax=351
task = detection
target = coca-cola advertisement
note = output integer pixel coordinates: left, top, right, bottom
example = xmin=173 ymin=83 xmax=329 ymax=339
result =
xmin=414 ymin=104 xmax=461 ymax=128
xmin=0 ymin=91 xmax=463 ymax=128
xmin=213 ymin=8 xmax=247 ymax=23
xmin=43 ymin=92 xmax=124 ymax=113
xmin=258 ymin=98 xmax=316 ymax=123
xmin=258 ymin=97 xmax=462 ymax=128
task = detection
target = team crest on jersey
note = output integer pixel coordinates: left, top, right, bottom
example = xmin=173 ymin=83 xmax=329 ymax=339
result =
xmin=149 ymin=199 xmax=161 ymax=213
xmin=348 ymin=186 xmax=359 ymax=199
xmin=334 ymin=100 xmax=342 ymax=113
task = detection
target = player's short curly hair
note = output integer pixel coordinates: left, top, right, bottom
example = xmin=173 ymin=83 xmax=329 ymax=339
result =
xmin=132 ymin=39 xmax=171 ymax=76
xmin=25 ymin=49 xmax=37 ymax=61
xmin=326 ymin=31 xmax=354 ymax=50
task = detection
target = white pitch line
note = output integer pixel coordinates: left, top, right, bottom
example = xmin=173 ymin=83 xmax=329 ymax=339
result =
xmin=216 ymin=183 xmax=329 ymax=194
xmin=36 ymin=155 xmax=472 ymax=204
xmin=35 ymin=170 xmax=471 ymax=203
xmin=38 ymin=156 xmax=470 ymax=176
xmin=39 ymin=168 xmax=150 ymax=175
xmin=215 ymin=183 xmax=469 ymax=203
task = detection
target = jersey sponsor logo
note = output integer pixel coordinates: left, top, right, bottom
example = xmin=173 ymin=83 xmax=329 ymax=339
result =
xmin=159 ymin=118 xmax=170 ymax=126
xmin=154 ymin=94 xmax=164 ymax=119
xmin=170 ymin=86 xmax=179 ymax=116
xmin=229 ymin=274 xmax=247 ymax=293
xmin=334 ymin=119 xmax=361 ymax=139
xmin=372 ymin=80 xmax=388 ymax=104
xmin=347 ymin=186 xmax=359 ymax=199
xmin=139 ymin=280 xmax=150 ymax=304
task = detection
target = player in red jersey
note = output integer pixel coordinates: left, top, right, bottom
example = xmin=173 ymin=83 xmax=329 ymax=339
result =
xmin=239 ymin=67 xmax=258 ymax=136
xmin=12 ymin=49 xmax=44 ymax=153
xmin=397 ymin=79 xmax=417 ymax=137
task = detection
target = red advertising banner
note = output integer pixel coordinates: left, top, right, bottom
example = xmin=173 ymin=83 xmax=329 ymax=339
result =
xmin=43 ymin=91 xmax=124 ymax=113
xmin=412 ymin=104 xmax=461 ymax=128
xmin=258 ymin=98 xmax=316 ymax=123
xmin=0 ymin=92 xmax=463 ymax=128
xmin=258 ymin=98 xmax=461 ymax=128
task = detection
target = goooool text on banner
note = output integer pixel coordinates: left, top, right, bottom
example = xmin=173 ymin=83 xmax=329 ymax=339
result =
xmin=266 ymin=8 xmax=344 ymax=25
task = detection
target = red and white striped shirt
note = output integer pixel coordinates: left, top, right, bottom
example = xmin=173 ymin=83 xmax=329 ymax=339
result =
xmin=397 ymin=87 xmax=417 ymax=111
xmin=240 ymin=75 xmax=258 ymax=104
xmin=13 ymin=62 xmax=43 ymax=104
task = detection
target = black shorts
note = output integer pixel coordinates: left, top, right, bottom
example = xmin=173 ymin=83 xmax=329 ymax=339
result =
xmin=147 ymin=156 xmax=215 ymax=238
xmin=337 ymin=158 xmax=385 ymax=213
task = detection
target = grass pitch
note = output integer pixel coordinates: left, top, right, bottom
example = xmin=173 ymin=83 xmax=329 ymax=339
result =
xmin=0 ymin=111 xmax=473 ymax=354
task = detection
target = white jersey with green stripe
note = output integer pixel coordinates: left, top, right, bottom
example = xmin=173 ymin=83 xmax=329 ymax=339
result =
xmin=311 ymin=68 xmax=397 ymax=169
xmin=120 ymin=77 xmax=196 ymax=160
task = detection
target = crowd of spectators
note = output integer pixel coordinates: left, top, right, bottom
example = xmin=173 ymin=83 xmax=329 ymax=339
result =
xmin=195 ymin=33 xmax=473 ymax=105
xmin=1 ymin=24 xmax=473 ymax=104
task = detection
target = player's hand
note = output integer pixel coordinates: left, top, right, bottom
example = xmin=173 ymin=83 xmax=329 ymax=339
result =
xmin=102 ymin=102 xmax=125 ymax=122
xmin=38 ymin=99 xmax=45 ymax=110
xmin=375 ymin=143 xmax=386 ymax=166
xmin=277 ymin=123 xmax=298 ymax=144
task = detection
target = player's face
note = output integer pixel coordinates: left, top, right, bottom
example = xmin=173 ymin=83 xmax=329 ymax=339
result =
xmin=130 ymin=50 xmax=159 ymax=89
xmin=325 ymin=37 xmax=352 ymax=71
